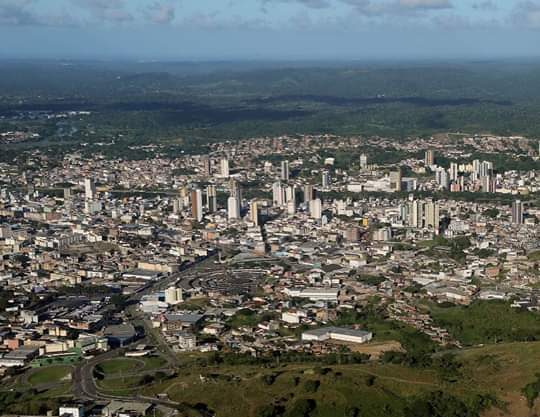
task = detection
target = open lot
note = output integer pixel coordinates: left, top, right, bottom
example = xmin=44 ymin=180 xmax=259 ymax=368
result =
xmin=27 ymin=365 xmax=72 ymax=386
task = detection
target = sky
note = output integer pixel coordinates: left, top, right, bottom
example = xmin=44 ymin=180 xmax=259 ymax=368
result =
xmin=0 ymin=0 xmax=539 ymax=60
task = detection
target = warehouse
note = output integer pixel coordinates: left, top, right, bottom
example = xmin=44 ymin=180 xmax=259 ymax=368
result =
xmin=302 ymin=326 xmax=373 ymax=344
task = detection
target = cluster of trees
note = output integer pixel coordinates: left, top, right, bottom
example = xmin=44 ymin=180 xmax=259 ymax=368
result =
xmin=405 ymin=391 xmax=497 ymax=417
xmin=195 ymin=351 xmax=371 ymax=368
xmin=0 ymin=391 xmax=65 ymax=415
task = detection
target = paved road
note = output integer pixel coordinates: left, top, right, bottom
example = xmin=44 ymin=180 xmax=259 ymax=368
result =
xmin=71 ymin=253 xmax=220 ymax=407
xmin=72 ymin=343 xmax=180 ymax=408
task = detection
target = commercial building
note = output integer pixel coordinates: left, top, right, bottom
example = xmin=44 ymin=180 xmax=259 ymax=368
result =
xmin=165 ymin=286 xmax=183 ymax=305
xmin=302 ymin=327 xmax=373 ymax=344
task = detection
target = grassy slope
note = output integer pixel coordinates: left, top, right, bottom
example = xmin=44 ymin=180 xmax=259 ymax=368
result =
xmin=428 ymin=301 xmax=540 ymax=345
xmin=457 ymin=342 xmax=540 ymax=417
xmin=27 ymin=365 xmax=72 ymax=386
xmin=144 ymin=363 xmax=440 ymax=417
xmin=137 ymin=342 xmax=540 ymax=417
xmin=2 ymin=342 xmax=540 ymax=416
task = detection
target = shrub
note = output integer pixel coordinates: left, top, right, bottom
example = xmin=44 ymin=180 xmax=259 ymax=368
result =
xmin=303 ymin=380 xmax=320 ymax=393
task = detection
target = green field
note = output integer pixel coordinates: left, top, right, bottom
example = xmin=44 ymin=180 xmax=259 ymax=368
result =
xmin=96 ymin=358 xmax=143 ymax=375
xmin=427 ymin=301 xmax=540 ymax=345
xmin=527 ymin=251 xmax=540 ymax=262
xmin=97 ymin=375 xmax=151 ymax=392
xmin=96 ymin=355 xmax=167 ymax=376
xmin=94 ymin=355 xmax=169 ymax=396
xmin=141 ymin=355 xmax=168 ymax=371
xmin=27 ymin=365 xmax=72 ymax=386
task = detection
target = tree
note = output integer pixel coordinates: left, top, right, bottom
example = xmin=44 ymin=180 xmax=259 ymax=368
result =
xmin=346 ymin=406 xmax=360 ymax=417
xmin=522 ymin=373 xmax=540 ymax=409
xmin=285 ymin=399 xmax=316 ymax=417
xmin=303 ymin=380 xmax=320 ymax=393
xmin=365 ymin=375 xmax=376 ymax=387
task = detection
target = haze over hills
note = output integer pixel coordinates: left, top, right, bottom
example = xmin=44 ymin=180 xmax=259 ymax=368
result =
xmin=1 ymin=59 xmax=540 ymax=165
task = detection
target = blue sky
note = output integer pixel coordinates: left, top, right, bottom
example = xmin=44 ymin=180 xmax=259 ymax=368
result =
xmin=0 ymin=0 xmax=539 ymax=59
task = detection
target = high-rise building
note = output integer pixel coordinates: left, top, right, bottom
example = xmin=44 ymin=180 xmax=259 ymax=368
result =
xmin=220 ymin=158 xmax=230 ymax=178
xmin=424 ymin=199 xmax=440 ymax=232
xmin=359 ymin=153 xmax=368 ymax=169
xmin=228 ymin=196 xmax=240 ymax=220
xmin=285 ymin=185 xmax=295 ymax=205
xmin=310 ymin=198 xmax=322 ymax=219
xmin=435 ymin=168 xmax=450 ymax=189
xmin=63 ymin=187 xmax=72 ymax=200
xmin=322 ymin=170 xmax=331 ymax=189
xmin=201 ymin=157 xmax=211 ymax=177
xmin=512 ymin=200 xmax=524 ymax=224
xmin=472 ymin=159 xmax=481 ymax=176
xmin=425 ymin=150 xmax=435 ymax=166
xmin=408 ymin=199 xmax=423 ymax=228
xmin=303 ymin=184 xmax=314 ymax=202
xmin=449 ymin=163 xmax=459 ymax=181
xmin=206 ymin=185 xmax=217 ymax=213
xmin=230 ymin=179 xmax=242 ymax=200
xmin=250 ymin=200 xmax=259 ymax=226
xmin=390 ymin=168 xmax=402 ymax=192
xmin=272 ymin=181 xmax=284 ymax=206
xmin=281 ymin=160 xmax=290 ymax=181
xmin=399 ymin=203 xmax=409 ymax=222
xmin=480 ymin=161 xmax=494 ymax=178
xmin=227 ymin=180 xmax=242 ymax=220
xmin=84 ymin=178 xmax=96 ymax=200
xmin=407 ymin=199 xmax=440 ymax=232
xmin=480 ymin=175 xmax=495 ymax=193
xmin=191 ymin=189 xmax=203 ymax=222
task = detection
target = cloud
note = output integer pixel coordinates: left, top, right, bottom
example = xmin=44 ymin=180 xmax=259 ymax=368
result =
xmin=341 ymin=0 xmax=452 ymax=16
xmin=0 ymin=0 xmax=39 ymax=25
xmin=268 ymin=0 xmax=453 ymax=13
xmin=0 ymin=0 xmax=81 ymax=27
xmin=294 ymin=0 xmax=331 ymax=8
xmin=180 ymin=12 xmax=270 ymax=31
xmin=146 ymin=1 xmax=176 ymax=24
xmin=260 ymin=0 xmax=331 ymax=11
xmin=512 ymin=1 xmax=540 ymax=29
xmin=70 ymin=0 xmax=134 ymax=23
xmin=399 ymin=0 xmax=452 ymax=10
xmin=472 ymin=1 xmax=498 ymax=11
